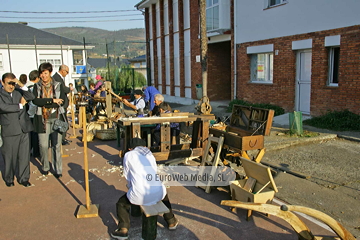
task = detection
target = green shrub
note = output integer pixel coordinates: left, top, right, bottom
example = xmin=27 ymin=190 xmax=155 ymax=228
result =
xmin=303 ymin=110 xmax=360 ymax=131
xmin=228 ymin=99 xmax=285 ymax=116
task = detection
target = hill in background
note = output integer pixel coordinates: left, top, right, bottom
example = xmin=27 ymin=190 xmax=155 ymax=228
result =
xmin=42 ymin=27 xmax=146 ymax=59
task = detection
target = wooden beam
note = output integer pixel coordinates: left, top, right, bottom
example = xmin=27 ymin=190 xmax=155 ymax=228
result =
xmin=153 ymin=148 xmax=203 ymax=161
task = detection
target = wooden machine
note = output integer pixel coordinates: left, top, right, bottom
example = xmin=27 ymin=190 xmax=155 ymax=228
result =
xmin=209 ymin=104 xmax=274 ymax=163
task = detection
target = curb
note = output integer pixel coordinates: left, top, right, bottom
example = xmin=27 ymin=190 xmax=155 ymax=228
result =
xmin=265 ymin=133 xmax=338 ymax=152
xmin=337 ymin=135 xmax=360 ymax=143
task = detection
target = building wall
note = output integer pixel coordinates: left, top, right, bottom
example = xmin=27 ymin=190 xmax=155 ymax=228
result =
xmin=189 ymin=0 xmax=201 ymax=100
xmin=236 ymin=0 xmax=360 ymax=44
xmin=140 ymin=0 xmax=233 ymax=102
xmin=237 ymin=25 xmax=360 ymax=116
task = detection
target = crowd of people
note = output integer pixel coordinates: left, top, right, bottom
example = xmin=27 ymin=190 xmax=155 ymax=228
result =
xmin=0 ymin=63 xmax=68 ymax=186
xmin=0 ymin=66 xmax=179 ymax=238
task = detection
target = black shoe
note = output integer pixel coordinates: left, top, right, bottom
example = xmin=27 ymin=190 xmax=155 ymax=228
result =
xmin=62 ymin=140 xmax=70 ymax=145
xmin=110 ymin=228 xmax=128 ymax=240
xmin=65 ymin=139 xmax=72 ymax=143
xmin=19 ymin=181 xmax=31 ymax=187
xmin=5 ymin=182 xmax=14 ymax=187
xmin=54 ymin=173 xmax=62 ymax=179
xmin=41 ymin=170 xmax=49 ymax=176
xmin=167 ymin=218 xmax=179 ymax=230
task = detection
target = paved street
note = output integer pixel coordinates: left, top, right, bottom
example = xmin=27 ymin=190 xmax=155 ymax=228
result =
xmin=0 ymin=128 xmax=339 ymax=240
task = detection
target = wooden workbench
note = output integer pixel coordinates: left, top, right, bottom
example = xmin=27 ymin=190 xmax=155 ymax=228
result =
xmin=116 ymin=114 xmax=215 ymax=161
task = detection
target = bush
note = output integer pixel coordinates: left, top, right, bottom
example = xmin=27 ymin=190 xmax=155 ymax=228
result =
xmin=303 ymin=110 xmax=360 ymax=131
xmin=228 ymin=99 xmax=285 ymax=116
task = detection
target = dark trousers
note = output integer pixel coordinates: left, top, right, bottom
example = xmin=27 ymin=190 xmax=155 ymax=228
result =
xmin=30 ymin=118 xmax=40 ymax=157
xmin=152 ymin=128 xmax=180 ymax=146
xmin=1 ymin=133 xmax=30 ymax=183
xmin=116 ymin=193 xmax=176 ymax=229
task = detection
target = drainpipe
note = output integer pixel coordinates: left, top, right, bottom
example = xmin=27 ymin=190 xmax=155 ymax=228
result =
xmin=233 ymin=0 xmax=237 ymax=99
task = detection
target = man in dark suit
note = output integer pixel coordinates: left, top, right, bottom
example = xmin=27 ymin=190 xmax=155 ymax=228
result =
xmin=52 ymin=65 xmax=71 ymax=145
xmin=0 ymin=73 xmax=35 ymax=187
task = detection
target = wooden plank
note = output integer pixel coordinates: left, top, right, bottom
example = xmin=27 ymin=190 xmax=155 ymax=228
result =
xmin=243 ymin=177 xmax=257 ymax=192
xmin=131 ymin=122 xmax=141 ymax=138
xmin=254 ymin=148 xmax=266 ymax=163
xmin=160 ymin=112 xmax=173 ymax=117
xmin=190 ymin=120 xmax=201 ymax=149
xmin=118 ymin=114 xmax=214 ymax=126
xmin=209 ymin=128 xmax=264 ymax=151
xmin=159 ymin=112 xmax=190 ymax=117
xmin=240 ymin=157 xmax=278 ymax=192
xmin=105 ymin=81 xmax=112 ymax=119
xmin=152 ymin=148 xmax=203 ymax=161
xmin=264 ymin=109 xmax=274 ymax=136
xmin=202 ymin=120 xmax=210 ymax=150
xmin=141 ymin=205 xmax=158 ymax=217
xmin=140 ymin=201 xmax=169 ymax=217
xmin=160 ymin=123 xmax=171 ymax=152
xmin=172 ymin=112 xmax=190 ymax=117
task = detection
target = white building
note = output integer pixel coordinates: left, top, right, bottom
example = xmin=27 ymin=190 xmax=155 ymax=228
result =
xmin=0 ymin=22 xmax=94 ymax=88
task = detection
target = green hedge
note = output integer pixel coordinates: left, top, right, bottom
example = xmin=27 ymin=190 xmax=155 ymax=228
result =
xmin=303 ymin=110 xmax=360 ymax=131
xmin=228 ymin=99 xmax=285 ymax=116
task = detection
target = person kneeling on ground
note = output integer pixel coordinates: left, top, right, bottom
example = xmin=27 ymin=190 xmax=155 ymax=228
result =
xmin=111 ymin=138 xmax=179 ymax=239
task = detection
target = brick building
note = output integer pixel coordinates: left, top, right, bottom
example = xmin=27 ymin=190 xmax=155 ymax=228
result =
xmin=136 ymin=0 xmax=233 ymax=104
xmin=136 ymin=0 xmax=360 ymax=116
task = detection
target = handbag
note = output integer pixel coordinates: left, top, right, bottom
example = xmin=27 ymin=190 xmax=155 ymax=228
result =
xmin=53 ymin=110 xmax=69 ymax=133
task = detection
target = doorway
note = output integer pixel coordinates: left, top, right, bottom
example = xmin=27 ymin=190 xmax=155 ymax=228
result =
xmin=295 ymin=50 xmax=312 ymax=115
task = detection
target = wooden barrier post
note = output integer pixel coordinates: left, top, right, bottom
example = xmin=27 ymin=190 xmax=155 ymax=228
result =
xmin=69 ymin=91 xmax=79 ymax=138
xmin=76 ymin=104 xmax=99 ymax=218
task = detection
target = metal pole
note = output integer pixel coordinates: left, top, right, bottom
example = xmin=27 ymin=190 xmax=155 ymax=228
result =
xmin=34 ymin=35 xmax=39 ymax=68
xmin=6 ymin=34 xmax=12 ymax=72
xmin=106 ymin=39 xmax=110 ymax=81
xmin=200 ymin=0 xmax=208 ymax=97
xmin=113 ymin=39 xmax=117 ymax=90
xmin=83 ymin=37 xmax=89 ymax=87
xmin=60 ymin=37 xmax=64 ymax=64
xmin=132 ymin=68 xmax=135 ymax=91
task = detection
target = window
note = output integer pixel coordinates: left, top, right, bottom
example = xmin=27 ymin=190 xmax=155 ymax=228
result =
xmin=0 ymin=53 xmax=3 ymax=70
xmin=206 ymin=0 xmax=219 ymax=31
xmin=250 ymin=53 xmax=273 ymax=83
xmin=266 ymin=0 xmax=287 ymax=8
xmin=328 ymin=47 xmax=340 ymax=86
xmin=39 ymin=55 xmax=61 ymax=70
xmin=73 ymin=50 xmax=83 ymax=65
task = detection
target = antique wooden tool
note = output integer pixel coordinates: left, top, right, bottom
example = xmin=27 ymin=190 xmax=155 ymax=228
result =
xmin=220 ymin=201 xmax=356 ymax=240
xmin=106 ymin=89 xmax=124 ymax=102
xmin=76 ymin=102 xmax=99 ymax=218
xmin=195 ymin=96 xmax=212 ymax=115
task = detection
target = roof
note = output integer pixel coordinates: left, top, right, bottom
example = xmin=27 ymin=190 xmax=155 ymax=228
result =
xmin=135 ymin=0 xmax=157 ymax=9
xmin=0 ymin=22 xmax=84 ymax=46
xmin=128 ymin=54 xmax=146 ymax=62
xmin=87 ymin=57 xmax=130 ymax=68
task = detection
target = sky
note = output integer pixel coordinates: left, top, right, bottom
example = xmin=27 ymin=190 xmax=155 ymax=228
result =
xmin=1 ymin=0 xmax=145 ymax=31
